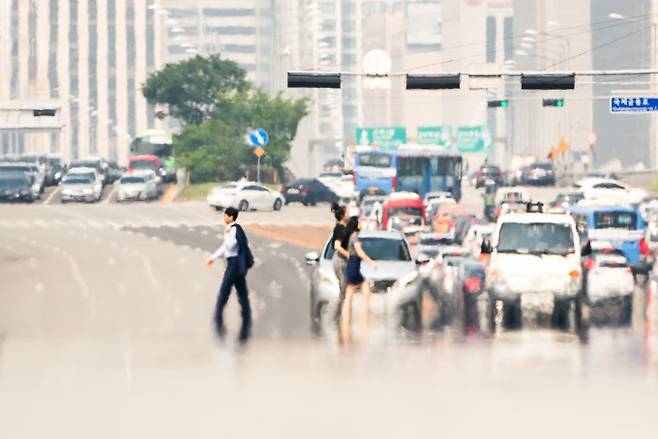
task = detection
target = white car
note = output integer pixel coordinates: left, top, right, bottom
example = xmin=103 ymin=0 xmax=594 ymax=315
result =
xmin=424 ymin=191 xmax=454 ymax=206
xmin=575 ymin=178 xmax=628 ymax=203
xmin=65 ymin=167 xmax=102 ymax=201
xmin=131 ymin=169 xmax=162 ymax=195
xmin=207 ymin=181 xmax=284 ymax=212
xmin=584 ymin=253 xmax=634 ymax=310
xmin=116 ymin=174 xmax=159 ymax=202
xmin=327 ymin=174 xmax=356 ymax=200
xmin=484 ymin=207 xmax=583 ymax=330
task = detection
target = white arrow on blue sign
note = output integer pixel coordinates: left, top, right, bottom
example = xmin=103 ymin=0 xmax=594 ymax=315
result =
xmin=610 ymin=96 xmax=658 ymax=113
xmin=246 ymin=128 xmax=269 ymax=147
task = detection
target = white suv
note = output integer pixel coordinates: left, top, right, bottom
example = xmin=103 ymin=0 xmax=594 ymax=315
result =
xmin=484 ymin=206 xmax=583 ymax=331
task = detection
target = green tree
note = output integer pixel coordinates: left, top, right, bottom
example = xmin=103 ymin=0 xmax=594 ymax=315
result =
xmin=143 ymin=55 xmax=308 ymax=183
xmin=143 ymin=54 xmax=250 ymax=125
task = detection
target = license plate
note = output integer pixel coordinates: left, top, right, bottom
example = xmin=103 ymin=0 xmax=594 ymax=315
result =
xmin=287 ymin=188 xmax=299 ymax=194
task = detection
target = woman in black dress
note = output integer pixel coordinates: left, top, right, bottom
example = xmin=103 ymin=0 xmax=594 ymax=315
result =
xmin=340 ymin=216 xmax=376 ymax=334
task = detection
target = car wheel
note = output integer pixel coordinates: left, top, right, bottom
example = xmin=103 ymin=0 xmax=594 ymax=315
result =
xmin=214 ymin=206 xmax=222 ymax=211
xmin=621 ymin=295 xmax=633 ymax=326
xmin=273 ymin=199 xmax=282 ymax=211
xmin=401 ymin=301 xmax=422 ymax=332
xmin=238 ymin=200 xmax=249 ymax=211
xmin=553 ymin=299 xmax=576 ymax=332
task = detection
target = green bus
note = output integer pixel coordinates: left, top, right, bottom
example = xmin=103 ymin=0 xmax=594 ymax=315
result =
xmin=130 ymin=129 xmax=177 ymax=183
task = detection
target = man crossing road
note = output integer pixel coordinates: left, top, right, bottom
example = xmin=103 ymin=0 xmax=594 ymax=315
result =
xmin=205 ymin=207 xmax=253 ymax=342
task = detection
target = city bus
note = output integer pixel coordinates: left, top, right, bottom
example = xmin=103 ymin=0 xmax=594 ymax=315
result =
xmin=130 ymin=129 xmax=177 ymax=183
xmin=353 ymin=147 xmax=397 ymax=196
xmin=395 ymin=145 xmax=463 ymax=201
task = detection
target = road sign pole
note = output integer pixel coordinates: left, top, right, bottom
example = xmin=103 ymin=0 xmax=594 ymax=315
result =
xmin=257 ymin=155 xmax=261 ymax=183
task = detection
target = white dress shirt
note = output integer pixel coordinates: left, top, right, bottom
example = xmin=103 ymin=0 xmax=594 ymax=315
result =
xmin=210 ymin=222 xmax=239 ymax=261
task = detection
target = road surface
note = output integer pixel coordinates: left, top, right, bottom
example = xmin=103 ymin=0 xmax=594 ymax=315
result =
xmin=1 ymin=185 xmax=657 ymax=438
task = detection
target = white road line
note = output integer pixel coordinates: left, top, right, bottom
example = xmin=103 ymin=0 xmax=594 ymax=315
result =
xmin=43 ymin=187 xmax=60 ymax=205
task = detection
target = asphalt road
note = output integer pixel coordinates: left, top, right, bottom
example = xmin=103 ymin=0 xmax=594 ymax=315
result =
xmin=1 ymin=185 xmax=657 ymax=438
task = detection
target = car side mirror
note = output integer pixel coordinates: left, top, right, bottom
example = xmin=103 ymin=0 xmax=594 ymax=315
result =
xmin=305 ymin=252 xmax=320 ymax=265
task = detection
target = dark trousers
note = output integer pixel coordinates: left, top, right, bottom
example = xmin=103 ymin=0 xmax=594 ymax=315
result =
xmin=214 ymin=257 xmax=252 ymax=336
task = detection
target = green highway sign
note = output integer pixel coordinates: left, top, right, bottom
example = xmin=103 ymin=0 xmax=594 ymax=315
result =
xmin=416 ymin=126 xmax=452 ymax=150
xmin=356 ymin=126 xmax=407 ymax=150
xmin=456 ymin=125 xmax=492 ymax=153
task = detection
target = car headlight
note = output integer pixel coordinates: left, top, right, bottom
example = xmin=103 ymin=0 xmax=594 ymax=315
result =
xmin=393 ymin=271 xmax=419 ymax=290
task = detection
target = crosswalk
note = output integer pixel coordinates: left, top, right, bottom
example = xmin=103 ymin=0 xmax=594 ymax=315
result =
xmin=0 ymin=218 xmax=331 ymax=230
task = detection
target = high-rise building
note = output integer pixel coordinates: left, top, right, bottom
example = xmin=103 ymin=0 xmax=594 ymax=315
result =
xmin=160 ymin=0 xmax=275 ymax=92
xmin=0 ymin=0 xmax=165 ymax=165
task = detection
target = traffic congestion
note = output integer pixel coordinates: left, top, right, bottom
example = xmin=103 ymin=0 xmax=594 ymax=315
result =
xmin=302 ymin=149 xmax=657 ymax=339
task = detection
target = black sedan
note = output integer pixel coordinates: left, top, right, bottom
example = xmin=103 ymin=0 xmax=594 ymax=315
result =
xmin=0 ymin=175 xmax=35 ymax=202
xmin=523 ymin=162 xmax=556 ymax=186
xmin=281 ymin=179 xmax=338 ymax=206
xmin=475 ymin=165 xmax=503 ymax=188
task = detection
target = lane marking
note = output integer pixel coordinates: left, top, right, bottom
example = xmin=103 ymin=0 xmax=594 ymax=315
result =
xmin=44 ymin=187 xmax=60 ymax=205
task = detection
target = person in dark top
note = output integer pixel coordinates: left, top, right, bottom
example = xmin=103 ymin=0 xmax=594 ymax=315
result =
xmin=331 ymin=203 xmax=349 ymax=321
xmin=340 ymin=216 xmax=376 ymax=342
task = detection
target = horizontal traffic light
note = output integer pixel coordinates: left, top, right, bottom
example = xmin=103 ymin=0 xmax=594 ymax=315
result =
xmin=488 ymin=100 xmax=509 ymax=108
xmin=287 ymin=72 xmax=341 ymax=89
xmin=33 ymin=109 xmax=57 ymax=117
xmin=543 ymin=98 xmax=565 ymax=107
xmin=521 ymin=74 xmax=575 ymax=90
xmin=406 ymin=74 xmax=461 ymax=90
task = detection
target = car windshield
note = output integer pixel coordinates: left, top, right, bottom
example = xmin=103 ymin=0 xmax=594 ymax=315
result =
xmin=71 ymin=161 xmax=98 ymax=169
xmin=389 ymin=207 xmax=423 ymax=217
xmin=497 ymin=222 xmax=575 ymax=255
xmin=130 ymin=160 xmax=157 ymax=169
xmin=594 ymin=211 xmax=637 ymax=230
xmin=360 ymin=237 xmax=411 ymax=261
xmin=481 ymin=166 xmax=500 ymax=174
xmin=120 ymin=176 xmax=145 ymax=184
xmin=531 ymin=163 xmax=552 ymax=170
xmin=0 ymin=177 xmax=29 ymax=188
xmin=358 ymin=153 xmax=392 ymax=168
xmin=63 ymin=178 xmax=91 ymax=185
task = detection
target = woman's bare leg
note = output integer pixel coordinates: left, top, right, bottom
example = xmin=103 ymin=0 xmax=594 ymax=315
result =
xmin=361 ymin=281 xmax=371 ymax=329
xmin=340 ymin=285 xmax=355 ymax=343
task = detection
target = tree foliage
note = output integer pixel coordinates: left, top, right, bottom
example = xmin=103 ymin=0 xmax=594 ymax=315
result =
xmin=143 ymin=55 xmax=308 ymax=183
xmin=143 ymin=55 xmax=250 ymax=125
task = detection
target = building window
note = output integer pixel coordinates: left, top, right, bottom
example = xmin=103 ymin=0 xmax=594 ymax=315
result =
xmin=203 ymin=8 xmax=255 ymax=17
xmin=320 ymin=2 xmax=334 ymax=14
xmin=342 ymin=20 xmax=354 ymax=33
xmin=342 ymin=37 xmax=356 ymax=49
xmin=321 ymin=20 xmax=335 ymax=32
xmin=503 ymin=17 xmax=514 ymax=61
xmin=207 ymin=26 xmax=256 ymax=35
xmin=341 ymin=53 xmax=355 ymax=66
xmin=486 ymin=16 xmax=496 ymax=63
xmin=223 ymin=44 xmax=256 ymax=54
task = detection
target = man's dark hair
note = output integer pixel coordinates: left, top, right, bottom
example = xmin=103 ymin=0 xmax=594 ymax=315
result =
xmin=225 ymin=207 xmax=239 ymax=221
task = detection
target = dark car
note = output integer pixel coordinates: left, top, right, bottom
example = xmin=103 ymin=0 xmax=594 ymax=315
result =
xmin=523 ymin=162 xmax=555 ymax=186
xmin=475 ymin=165 xmax=503 ymax=188
xmin=552 ymin=192 xmax=585 ymax=209
xmin=0 ymin=175 xmax=35 ymax=202
xmin=281 ymin=179 xmax=337 ymax=206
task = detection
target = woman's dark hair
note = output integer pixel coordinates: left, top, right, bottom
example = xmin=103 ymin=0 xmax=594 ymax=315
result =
xmin=341 ymin=216 xmax=360 ymax=249
xmin=331 ymin=202 xmax=346 ymax=221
